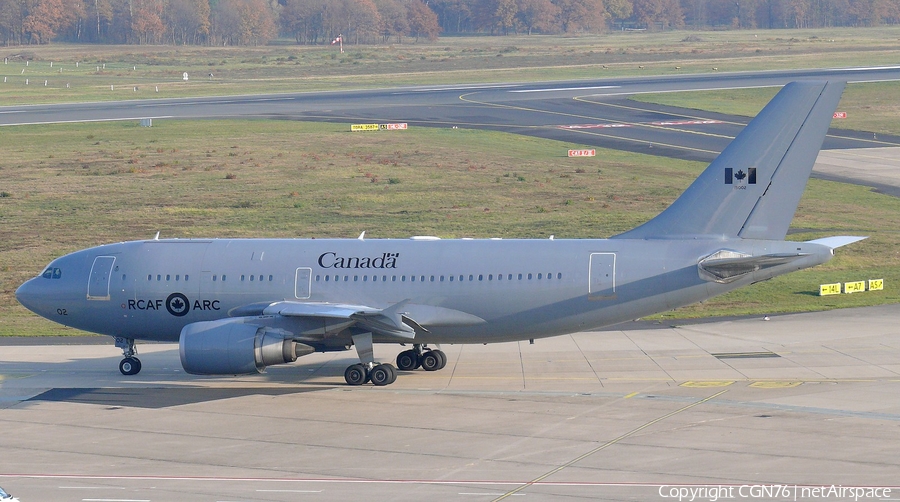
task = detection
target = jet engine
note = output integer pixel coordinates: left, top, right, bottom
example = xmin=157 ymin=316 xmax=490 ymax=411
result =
xmin=179 ymin=318 xmax=313 ymax=375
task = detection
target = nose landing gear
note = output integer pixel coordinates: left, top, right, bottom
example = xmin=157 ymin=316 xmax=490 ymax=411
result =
xmin=115 ymin=337 xmax=142 ymax=376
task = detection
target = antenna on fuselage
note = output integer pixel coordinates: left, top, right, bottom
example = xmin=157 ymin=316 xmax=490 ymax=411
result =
xmin=358 ymin=231 xmax=366 ymax=240
xmin=153 ymin=231 xmax=160 ymax=240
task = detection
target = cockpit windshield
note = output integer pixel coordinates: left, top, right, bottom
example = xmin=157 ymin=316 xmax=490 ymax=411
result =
xmin=42 ymin=267 xmax=62 ymax=279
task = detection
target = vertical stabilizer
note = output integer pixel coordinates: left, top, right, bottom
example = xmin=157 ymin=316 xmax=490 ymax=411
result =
xmin=614 ymin=81 xmax=845 ymax=240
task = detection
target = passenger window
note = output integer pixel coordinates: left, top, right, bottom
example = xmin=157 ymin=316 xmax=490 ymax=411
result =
xmin=176 ymin=275 xmax=180 ymax=281
xmin=166 ymin=275 xmax=171 ymax=281
xmin=315 ymin=275 xmax=320 ymax=282
xmin=488 ymin=274 xmax=493 ymax=280
xmin=538 ymin=273 xmax=542 ymax=279
xmin=363 ymin=275 xmax=368 ymax=282
xmin=410 ymin=276 xmax=416 ymax=282
xmin=250 ymin=275 xmax=254 ymax=282
xmin=518 ymin=274 xmax=522 ymax=280
xmin=122 ymin=274 xmax=126 ymax=281
xmin=212 ymin=275 xmax=217 ymax=282
xmin=147 ymin=274 xmax=152 ymax=281
xmin=557 ymin=273 xmax=562 ymax=279
xmin=185 ymin=275 xmax=189 ymax=281
xmin=222 ymin=275 xmax=226 ymax=281
xmin=241 ymin=275 xmax=245 ymax=281
xmin=325 ymin=275 xmax=330 ymax=282
xmin=402 ymin=276 xmax=406 ymax=282
xmin=459 ymin=275 xmax=464 ymax=282
xmin=157 ymin=275 xmax=162 ymax=281
xmin=420 ymin=275 xmax=425 ymax=282
xmin=528 ymin=273 xmax=533 ymax=280
xmin=508 ymin=274 xmax=513 ymax=280
xmin=478 ymin=275 xmax=483 ymax=281
xmin=469 ymin=275 xmax=474 ymax=281
xmin=269 ymin=275 xmax=273 ymax=281
xmin=440 ymin=276 xmax=445 ymax=282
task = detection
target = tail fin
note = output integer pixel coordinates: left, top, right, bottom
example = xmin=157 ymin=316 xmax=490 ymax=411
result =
xmin=614 ymin=81 xmax=845 ymax=240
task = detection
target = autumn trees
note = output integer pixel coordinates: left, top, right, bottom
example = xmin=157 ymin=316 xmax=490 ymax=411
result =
xmin=0 ymin=0 xmax=897 ymax=45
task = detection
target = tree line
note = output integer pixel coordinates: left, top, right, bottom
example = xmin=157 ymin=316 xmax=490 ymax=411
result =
xmin=0 ymin=0 xmax=897 ymax=46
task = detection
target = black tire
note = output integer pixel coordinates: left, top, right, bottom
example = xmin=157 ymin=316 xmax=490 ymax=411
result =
xmin=432 ymin=349 xmax=447 ymax=370
xmin=386 ymin=364 xmax=397 ymax=384
xmin=344 ymin=364 xmax=367 ymax=385
xmin=396 ymin=350 xmax=420 ymax=371
xmin=421 ymin=351 xmax=441 ymax=371
xmin=119 ymin=357 xmax=141 ymax=376
xmin=370 ymin=364 xmax=396 ymax=386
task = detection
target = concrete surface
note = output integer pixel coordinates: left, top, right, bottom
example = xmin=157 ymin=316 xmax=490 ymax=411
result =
xmin=1 ymin=305 xmax=900 ymax=501
xmin=815 ymin=147 xmax=900 ymax=196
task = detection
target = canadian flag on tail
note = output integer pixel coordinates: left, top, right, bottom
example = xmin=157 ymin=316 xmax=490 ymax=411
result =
xmin=331 ymin=35 xmax=343 ymax=53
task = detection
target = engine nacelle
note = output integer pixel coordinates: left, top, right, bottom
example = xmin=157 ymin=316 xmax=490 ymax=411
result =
xmin=179 ymin=318 xmax=312 ymax=375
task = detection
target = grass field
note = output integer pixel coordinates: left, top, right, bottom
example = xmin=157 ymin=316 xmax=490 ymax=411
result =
xmin=1 ymin=118 xmax=898 ymax=336
xmin=1 ymin=27 xmax=899 ymax=102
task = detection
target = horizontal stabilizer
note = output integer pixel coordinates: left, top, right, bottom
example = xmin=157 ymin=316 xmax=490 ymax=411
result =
xmin=805 ymin=236 xmax=868 ymax=249
xmin=698 ymin=250 xmax=807 ymax=283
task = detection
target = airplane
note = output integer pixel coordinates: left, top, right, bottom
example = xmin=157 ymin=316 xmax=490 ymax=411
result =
xmin=16 ymin=80 xmax=865 ymax=387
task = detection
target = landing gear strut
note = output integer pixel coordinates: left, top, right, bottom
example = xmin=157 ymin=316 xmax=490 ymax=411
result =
xmin=115 ymin=337 xmax=142 ymax=376
xmin=397 ymin=344 xmax=447 ymax=372
xmin=344 ymin=332 xmax=397 ymax=386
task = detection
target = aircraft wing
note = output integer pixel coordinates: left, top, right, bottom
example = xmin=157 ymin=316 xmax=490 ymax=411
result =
xmin=253 ymin=300 xmax=486 ymax=340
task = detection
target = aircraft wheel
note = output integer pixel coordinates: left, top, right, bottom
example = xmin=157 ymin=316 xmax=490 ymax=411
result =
xmin=396 ymin=350 xmax=420 ymax=371
xmin=119 ymin=357 xmax=141 ymax=376
xmin=432 ymin=349 xmax=447 ymax=370
xmin=370 ymin=364 xmax=396 ymax=386
xmin=421 ymin=351 xmax=442 ymax=371
xmin=344 ymin=364 xmax=368 ymax=386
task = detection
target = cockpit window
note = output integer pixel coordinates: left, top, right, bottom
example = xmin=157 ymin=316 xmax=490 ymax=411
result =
xmin=42 ymin=267 xmax=62 ymax=279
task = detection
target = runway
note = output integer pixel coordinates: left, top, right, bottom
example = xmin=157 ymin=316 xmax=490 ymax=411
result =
xmin=1 ymin=305 xmax=899 ymax=501
xmin=1 ymin=67 xmax=900 ymax=165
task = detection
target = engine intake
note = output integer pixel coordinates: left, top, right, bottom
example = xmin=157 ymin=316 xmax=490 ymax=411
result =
xmin=179 ymin=318 xmax=312 ymax=375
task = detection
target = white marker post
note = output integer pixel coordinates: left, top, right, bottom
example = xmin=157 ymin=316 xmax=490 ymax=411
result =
xmin=331 ymin=34 xmax=343 ymax=54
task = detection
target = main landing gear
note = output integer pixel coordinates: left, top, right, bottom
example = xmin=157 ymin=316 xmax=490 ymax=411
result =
xmin=396 ymin=344 xmax=447 ymax=372
xmin=343 ymin=335 xmax=448 ymax=387
xmin=344 ymin=332 xmax=397 ymax=386
xmin=115 ymin=337 xmax=142 ymax=376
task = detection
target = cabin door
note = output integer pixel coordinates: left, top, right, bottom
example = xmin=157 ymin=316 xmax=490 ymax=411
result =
xmin=295 ymin=267 xmax=312 ymax=299
xmin=88 ymin=256 xmax=116 ymax=300
xmin=588 ymin=253 xmax=616 ymax=300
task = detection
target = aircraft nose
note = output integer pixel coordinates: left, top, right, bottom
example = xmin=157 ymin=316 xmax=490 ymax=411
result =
xmin=16 ymin=278 xmax=43 ymax=314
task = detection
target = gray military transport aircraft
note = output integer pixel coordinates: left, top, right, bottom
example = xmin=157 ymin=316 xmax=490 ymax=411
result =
xmin=17 ymin=80 xmax=865 ymax=386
